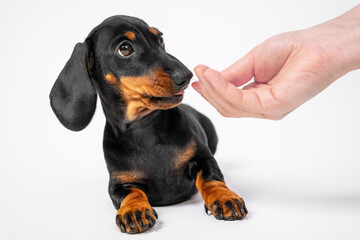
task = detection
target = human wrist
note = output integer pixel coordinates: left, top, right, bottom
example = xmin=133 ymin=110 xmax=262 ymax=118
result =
xmin=334 ymin=4 xmax=360 ymax=73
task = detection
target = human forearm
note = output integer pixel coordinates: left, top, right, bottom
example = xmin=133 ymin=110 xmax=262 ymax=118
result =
xmin=327 ymin=4 xmax=360 ymax=74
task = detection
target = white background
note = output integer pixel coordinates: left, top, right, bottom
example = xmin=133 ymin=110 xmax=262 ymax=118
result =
xmin=1 ymin=0 xmax=360 ymax=239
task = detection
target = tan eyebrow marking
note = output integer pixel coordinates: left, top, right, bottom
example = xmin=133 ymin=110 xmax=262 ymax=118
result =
xmin=124 ymin=31 xmax=136 ymax=40
xmin=148 ymin=27 xmax=158 ymax=36
xmin=105 ymin=73 xmax=118 ymax=85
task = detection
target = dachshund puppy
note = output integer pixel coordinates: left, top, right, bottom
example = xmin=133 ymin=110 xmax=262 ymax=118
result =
xmin=50 ymin=15 xmax=247 ymax=234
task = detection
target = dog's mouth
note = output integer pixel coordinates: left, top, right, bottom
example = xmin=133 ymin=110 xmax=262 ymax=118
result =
xmin=145 ymin=90 xmax=185 ymax=104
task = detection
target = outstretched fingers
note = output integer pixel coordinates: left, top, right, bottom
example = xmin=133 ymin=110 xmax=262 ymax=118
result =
xmin=193 ymin=65 xmax=230 ymax=116
xmin=193 ymin=66 xmax=267 ymax=118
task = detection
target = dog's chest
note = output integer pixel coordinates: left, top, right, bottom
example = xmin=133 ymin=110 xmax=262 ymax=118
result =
xmin=128 ymin=139 xmax=196 ymax=174
xmin=121 ymin=140 xmax=197 ymax=206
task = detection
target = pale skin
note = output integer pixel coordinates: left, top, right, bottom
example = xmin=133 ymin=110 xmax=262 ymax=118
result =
xmin=192 ymin=4 xmax=360 ymax=119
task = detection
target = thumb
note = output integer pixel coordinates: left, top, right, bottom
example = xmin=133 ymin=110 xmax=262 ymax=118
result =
xmin=221 ymin=48 xmax=256 ymax=87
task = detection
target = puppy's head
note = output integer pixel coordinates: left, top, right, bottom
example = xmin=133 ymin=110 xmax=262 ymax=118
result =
xmin=50 ymin=16 xmax=193 ymax=130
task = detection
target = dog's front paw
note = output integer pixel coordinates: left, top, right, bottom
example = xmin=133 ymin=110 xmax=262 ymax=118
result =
xmin=199 ymin=180 xmax=248 ymax=220
xmin=115 ymin=188 xmax=158 ymax=234
xmin=204 ymin=194 xmax=248 ymax=220
xmin=116 ymin=207 xmax=158 ymax=234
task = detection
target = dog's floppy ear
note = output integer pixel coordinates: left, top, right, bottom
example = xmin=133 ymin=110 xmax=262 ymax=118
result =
xmin=50 ymin=41 xmax=97 ymax=131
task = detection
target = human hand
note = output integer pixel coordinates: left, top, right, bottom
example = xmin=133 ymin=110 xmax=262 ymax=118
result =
xmin=192 ymin=4 xmax=360 ymax=119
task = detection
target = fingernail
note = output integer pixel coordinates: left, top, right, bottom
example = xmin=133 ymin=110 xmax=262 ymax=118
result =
xmin=192 ymin=82 xmax=201 ymax=93
xmin=194 ymin=65 xmax=209 ymax=75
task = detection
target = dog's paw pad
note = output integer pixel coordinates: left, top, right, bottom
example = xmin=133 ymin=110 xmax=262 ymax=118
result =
xmin=116 ymin=207 xmax=157 ymax=234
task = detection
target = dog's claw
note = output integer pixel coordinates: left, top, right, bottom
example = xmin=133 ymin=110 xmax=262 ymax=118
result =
xmin=214 ymin=201 xmax=224 ymax=220
xmin=124 ymin=213 xmax=135 ymax=230
xmin=145 ymin=209 xmax=156 ymax=227
xmin=244 ymin=205 xmax=248 ymax=214
xmin=135 ymin=210 xmax=143 ymax=228
xmin=235 ymin=199 xmax=246 ymax=219
xmin=225 ymin=200 xmax=238 ymax=220
xmin=141 ymin=224 xmax=149 ymax=232
xmin=116 ymin=215 xmax=126 ymax=233
xmin=153 ymin=209 xmax=158 ymax=219
xmin=204 ymin=204 xmax=209 ymax=215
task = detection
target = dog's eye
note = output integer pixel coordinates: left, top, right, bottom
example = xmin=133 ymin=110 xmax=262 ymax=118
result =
xmin=118 ymin=41 xmax=134 ymax=57
xmin=159 ymin=37 xmax=165 ymax=48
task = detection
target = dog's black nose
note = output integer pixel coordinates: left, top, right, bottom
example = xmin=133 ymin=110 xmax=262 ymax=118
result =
xmin=172 ymin=69 xmax=193 ymax=88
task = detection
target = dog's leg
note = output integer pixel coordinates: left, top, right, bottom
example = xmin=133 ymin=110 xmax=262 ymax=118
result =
xmin=192 ymin=153 xmax=248 ymax=220
xmin=109 ymin=184 xmax=157 ymax=234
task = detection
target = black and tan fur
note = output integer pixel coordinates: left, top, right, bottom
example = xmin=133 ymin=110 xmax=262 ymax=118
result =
xmin=50 ymin=15 xmax=247 ymax=234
